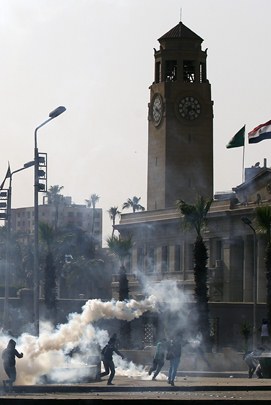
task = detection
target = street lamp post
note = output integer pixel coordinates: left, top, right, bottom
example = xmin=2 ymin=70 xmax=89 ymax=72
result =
xmin=33 ymin=106 xmax=66 ymax=336
xmin=3 ymin=161 xmax=35 ymax=330
xmin=241 ymin=216 xmax=257 ymax=349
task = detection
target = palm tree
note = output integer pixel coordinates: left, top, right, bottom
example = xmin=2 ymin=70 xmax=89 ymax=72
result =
xmin=85 ymin=193 xmax=100 ymax=208
xmin=47 ymin=185 xmax=64 ymax=231
xmin=85 ymin=194 xmax=100 ymax=257
xmin=108 ymin=206 xmax=121 ymax=236
xmin=255 ymin=205 xmax=271 ymax=325
xmin=122 ymin=196 xmax=145 ymax=213
xmin=176 ymin=195 xmax=213 ymax=347
xmin=106 ymin=234 xmax=132 ymax=269
xmin=106 ymin=234 xmax=132 ymax=347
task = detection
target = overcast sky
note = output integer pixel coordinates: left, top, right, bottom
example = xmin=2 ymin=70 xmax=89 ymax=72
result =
xmin=1 ymin=0 xmax=271 ymax=245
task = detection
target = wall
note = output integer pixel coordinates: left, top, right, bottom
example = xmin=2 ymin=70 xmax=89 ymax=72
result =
xmin=0 ymin=295 xmax=267 ymax=353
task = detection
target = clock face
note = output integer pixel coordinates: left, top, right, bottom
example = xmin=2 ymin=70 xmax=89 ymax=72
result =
xmin=151 ymin=94 xmax=163 ymax=126
xmin=178 ymin=96 xmax=201 ymax=120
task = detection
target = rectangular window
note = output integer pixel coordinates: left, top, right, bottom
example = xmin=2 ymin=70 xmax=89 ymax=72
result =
xmin=188 ymin=243 xmax=194 ymax=270
xmin=216 ymin=240 xmax=222 ymax=261
xmin=137 ymin=247 xmax=144 ymax=271
xmin=161 ymin=246 xmax=168 ymax=273
xmin=174 ymin=244 xmax=181 ymax=272
xmin=147 ymin=247 xmax=155 ymax=273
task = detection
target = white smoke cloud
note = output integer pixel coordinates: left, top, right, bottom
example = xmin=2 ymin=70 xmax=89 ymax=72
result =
xmin=0 ymin=295 xmax=160 ymax=385
xmin=0 ymin=279 xmax=202 ymax=385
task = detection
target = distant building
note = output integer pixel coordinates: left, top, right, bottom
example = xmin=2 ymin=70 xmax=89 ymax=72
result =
xmin=10 ymin=195 xmax=103 ymax=249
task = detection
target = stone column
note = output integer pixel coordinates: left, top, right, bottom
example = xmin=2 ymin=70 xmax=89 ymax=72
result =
xmin=222 ymin=238 xmax=244 ymax=301
xmin=222 ymin=239 xmax=231 ymax=302
xmin=156 ymin=246 xmax=162 ymax=274
xmin=257 ymin=235 xmax=267 ymax=303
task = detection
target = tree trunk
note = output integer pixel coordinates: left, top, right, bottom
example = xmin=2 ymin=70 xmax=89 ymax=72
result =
xmin=119 ymin=265 xmax=131 ymax=348
xmin=193 ymin=237 xmax=210 ymax=348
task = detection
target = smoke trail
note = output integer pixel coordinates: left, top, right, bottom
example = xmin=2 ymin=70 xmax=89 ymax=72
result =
xmin=0 ymin=295 xmax=159 ymax=385
xmin=36 ymin=295 xmax=158 ymax=354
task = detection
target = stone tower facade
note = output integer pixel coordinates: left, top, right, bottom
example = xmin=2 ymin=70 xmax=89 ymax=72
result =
xmin=147 ymin=22 xmax=214 ymax=210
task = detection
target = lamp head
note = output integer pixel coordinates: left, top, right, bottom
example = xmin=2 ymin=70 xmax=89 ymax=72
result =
xmin=49 ymin=106 xmax=66 ymax=119
xmin=24 ymin=160 xmax=35 ymax=169
xmin=241 ymin=216 xmax=252 ymax=226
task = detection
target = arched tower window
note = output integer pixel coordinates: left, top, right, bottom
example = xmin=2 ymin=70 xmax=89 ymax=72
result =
xmin=183 ymin=60 xmax=195 ymax=82
xmin=165 ymin=60 xmax=177 ymax=81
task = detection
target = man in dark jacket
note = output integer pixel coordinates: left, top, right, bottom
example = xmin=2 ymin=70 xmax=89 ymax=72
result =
xmin=167 ymin=335 xmax=187 ymax=386
xmin=149 ymin=338 xmax=168 ymax=380
xmin=2 ymin=339 xmax=23 ymax=392
xmin=244 ymin=347 xmax=265 ymax=378
xmin=100 ymin=337 xmax=124 ymax=385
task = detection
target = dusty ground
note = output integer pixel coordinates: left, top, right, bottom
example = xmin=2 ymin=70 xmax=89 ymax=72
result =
xmin=1 ymin=375 xmax=271 ymax=402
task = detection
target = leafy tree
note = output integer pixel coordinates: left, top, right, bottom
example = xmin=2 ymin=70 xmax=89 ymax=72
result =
xmin=40 ymin=223 xmax=110 ymax=300
xmin=108 ymin=206 xmax=121 ymax=236
xmin=122 ymin=196 xmax=145 ymax=213
xmin=61 ymin=256 xmax=107 ymax=299
xmin=255 ymin=205 xmax=271 ymax=325
xmin=21 ymin=244 xmax=34 ymax=289
xmin=176 ymin=196 xmax=213 ymax=348
xmin=0 ymin=226 xmax=26 ymax=289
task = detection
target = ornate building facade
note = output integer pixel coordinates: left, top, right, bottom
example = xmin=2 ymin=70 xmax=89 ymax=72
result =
xmin=114 ymin=21 xmax=270 ymax=348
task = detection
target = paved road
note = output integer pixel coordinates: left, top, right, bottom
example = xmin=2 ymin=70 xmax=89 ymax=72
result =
xmin=1 ymin=375 xmax=271 ymax=403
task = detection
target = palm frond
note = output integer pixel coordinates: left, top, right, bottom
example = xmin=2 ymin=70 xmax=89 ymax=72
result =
xmin=176 ymin=196 xmax=213 ymax=237
xmin=255 ymin=205 xmax=271 ymax=242
xmin=106 ymin=234 xmax=132 ymax=259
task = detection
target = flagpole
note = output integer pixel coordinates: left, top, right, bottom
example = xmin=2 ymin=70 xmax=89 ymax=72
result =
xmin=242 ymin=125 xmax=246 ymax=183
xmin=226 ymin=125 xmax=246 ymax=182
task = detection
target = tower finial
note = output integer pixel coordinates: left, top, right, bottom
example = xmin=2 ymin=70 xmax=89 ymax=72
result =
xmin=179 ymin=7 xmax=182 ymax=36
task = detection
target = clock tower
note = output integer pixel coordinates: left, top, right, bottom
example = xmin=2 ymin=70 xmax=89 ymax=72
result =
xmin=147 ymin=22 xmax=213 ymax=210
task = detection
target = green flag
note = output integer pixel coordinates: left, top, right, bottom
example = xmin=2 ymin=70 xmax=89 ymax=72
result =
xmin=226 ymin=125 xmax=245 ymax=148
